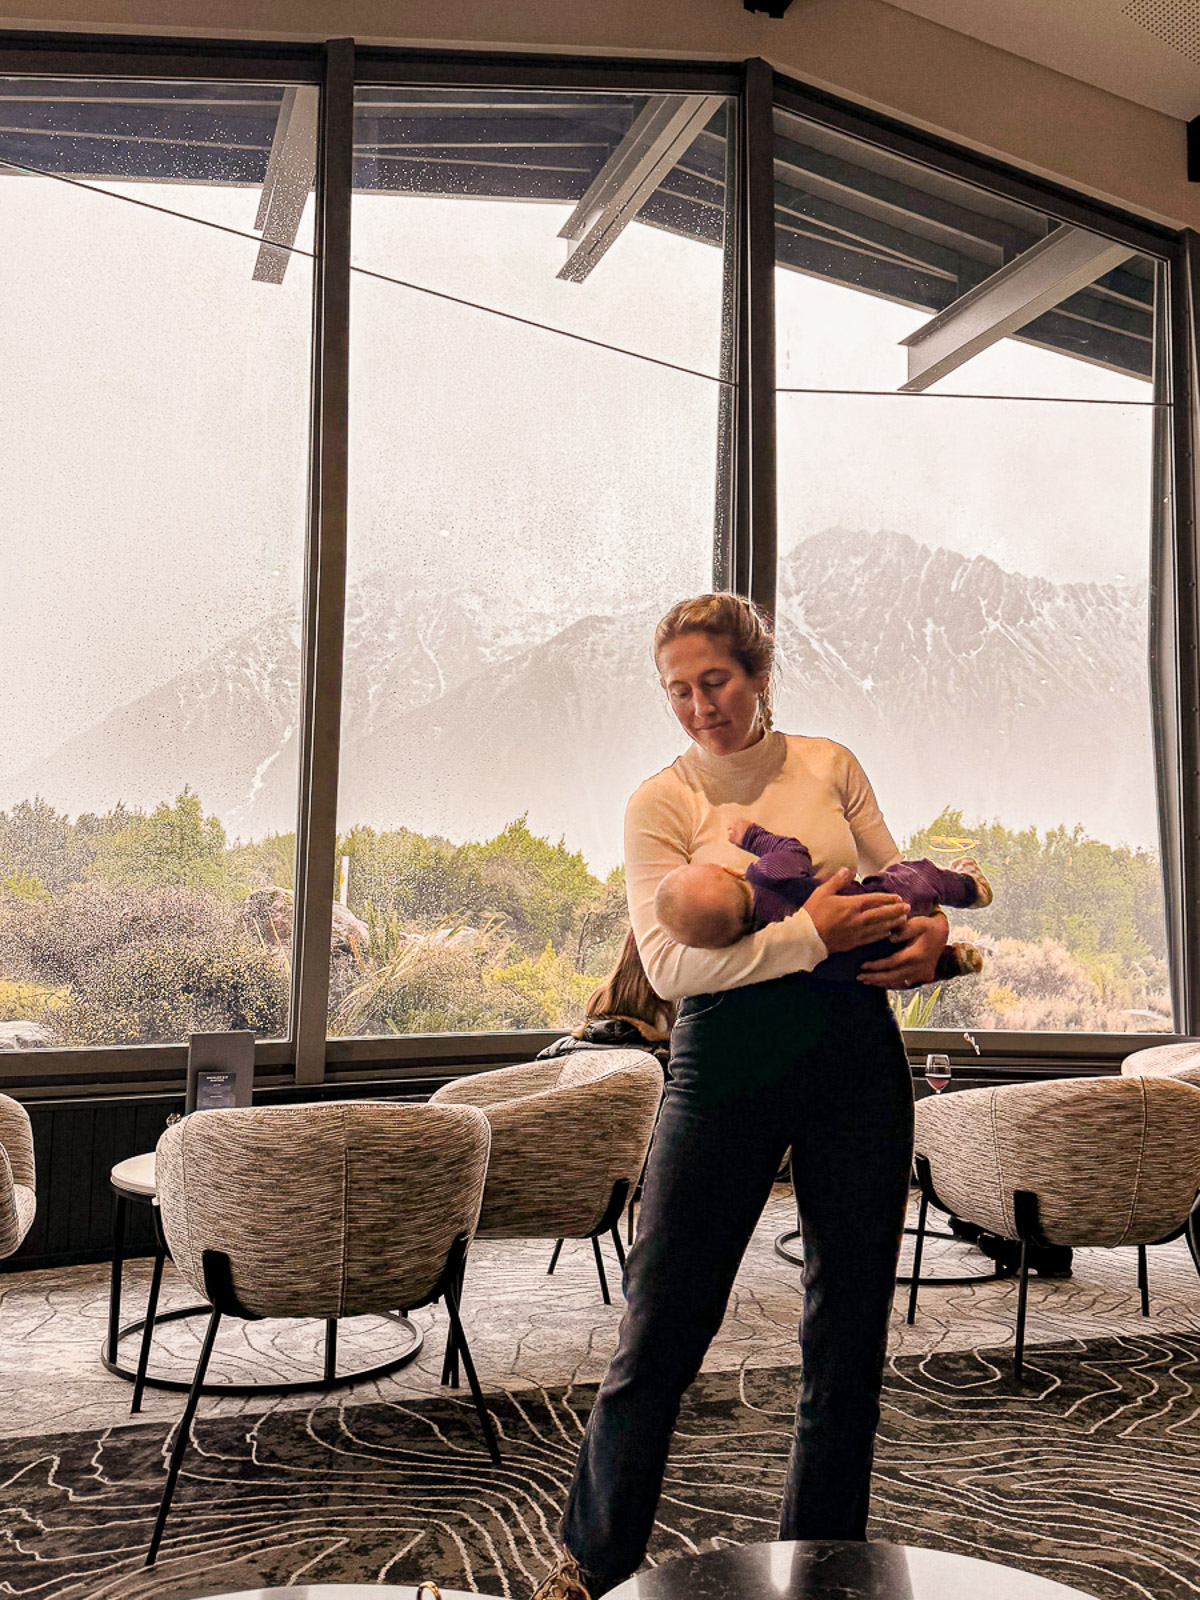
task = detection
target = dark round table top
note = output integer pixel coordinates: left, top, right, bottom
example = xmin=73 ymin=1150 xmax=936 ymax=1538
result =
xmin=605 ymin=1542 xmax=1100 ymax=1598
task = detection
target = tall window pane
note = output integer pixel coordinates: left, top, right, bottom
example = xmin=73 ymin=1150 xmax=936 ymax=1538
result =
xmin=774 ymin=108 xmax=1169 ymax=1034
xmin=0 ymin=79 xmax=315 ymax=1049
xmin=333 ymin=86 xmax=735 ymax=1039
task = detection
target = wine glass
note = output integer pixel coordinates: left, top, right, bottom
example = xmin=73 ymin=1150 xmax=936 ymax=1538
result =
xmin=924 ymin=1053 xmax=952 ymax=1093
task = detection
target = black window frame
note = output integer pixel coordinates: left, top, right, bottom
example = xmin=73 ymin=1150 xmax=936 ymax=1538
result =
xmin=0 ymin=32 xmax=1193 ymax=1100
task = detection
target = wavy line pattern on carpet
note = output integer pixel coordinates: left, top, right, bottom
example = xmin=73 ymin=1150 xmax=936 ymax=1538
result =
xmin=5 ymin=1335 xmax=1200 ymax=1599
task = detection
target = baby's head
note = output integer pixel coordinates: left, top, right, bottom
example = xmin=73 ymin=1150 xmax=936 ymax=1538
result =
xmin=655 ymin=862 xmax=754 ymax=949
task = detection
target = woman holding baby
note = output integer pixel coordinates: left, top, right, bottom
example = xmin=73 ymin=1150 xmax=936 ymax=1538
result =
xmin=531 ymin=594 xmax=949 ymax=1600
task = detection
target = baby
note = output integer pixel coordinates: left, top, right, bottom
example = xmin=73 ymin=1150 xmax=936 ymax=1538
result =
xmin=654 ymin=819 xmax=992 ymax=983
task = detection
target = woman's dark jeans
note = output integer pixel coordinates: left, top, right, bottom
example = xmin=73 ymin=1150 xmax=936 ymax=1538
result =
xmin=560 ymin=973 xmax=914 ymax=1595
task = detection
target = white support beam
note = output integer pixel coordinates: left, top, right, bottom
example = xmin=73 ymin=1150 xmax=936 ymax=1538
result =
xmin=556 ymin=93 xmax=724 ymax=284
xmin=253 ymin=85 xmax=319 ymax=285
xmin=899 ymin=224 xmax=1136 ymax=391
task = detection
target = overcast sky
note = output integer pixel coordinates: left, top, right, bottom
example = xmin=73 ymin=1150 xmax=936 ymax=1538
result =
xmin=0 ymin=174 xmax=1155 ymax=782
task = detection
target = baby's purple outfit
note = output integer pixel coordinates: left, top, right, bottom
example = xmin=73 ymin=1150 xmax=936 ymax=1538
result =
xmin=740 ymin=822 xmax=978 ymax=983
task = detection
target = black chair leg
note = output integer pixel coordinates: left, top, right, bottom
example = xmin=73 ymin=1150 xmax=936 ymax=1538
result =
xmin=107 ymin=1191 xmax=127 ymax=1366
xmin=1188 ymin=1209 xmax=1200 ymax=1281
xmin=324 ymin=1318 xmax=338 ymax=1383
xmin=441 ymin=1259 xmax=464 ymax=1388
xmin=145 ymin=1305 xmax=222 ymax=1566
xmin=441 ymin=1317 xmax=462 ymax=1389
xmin=1013 ymin=1240 xmax=1030 ymax=1382
xmin=610 ymin=1226 xmax=627 ymax=1273
xmin=906 ymin=1190 xmax=928 ymax=1325
xmin=547 ymin=1238 xmax=564 ymax=1276
xmin=443 ymin=1280 xmax=500 ymax=1465
xmin=1138 ymin=1244 xmax=1150 ymax=1316
xmin=131 ymin=1244 xmax=166 ymax=1414
xmin=591 ymin=1234 xmax=611 ymax=1305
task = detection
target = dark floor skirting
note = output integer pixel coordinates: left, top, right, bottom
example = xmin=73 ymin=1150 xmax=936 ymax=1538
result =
xmin=4 ymin=1334 xmax=1200 ymax=1600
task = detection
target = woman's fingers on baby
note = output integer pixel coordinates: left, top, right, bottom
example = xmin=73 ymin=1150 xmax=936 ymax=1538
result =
xmin=809 ymin=885 xmax=905 ymax=951
xmin=847 ymin=892 xmax=907 ymax=929
xmin=808 ymin=867 xmax=850 ymax=895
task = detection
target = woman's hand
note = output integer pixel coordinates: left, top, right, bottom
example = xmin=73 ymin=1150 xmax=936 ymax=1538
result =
xmin=857 ymin=910 xmax=949 ymax=988
xmin=804 ymin=868 xmax=908 ymax=953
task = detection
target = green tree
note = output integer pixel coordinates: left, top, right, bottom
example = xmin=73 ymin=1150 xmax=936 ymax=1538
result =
xmin=902 ymin=808 xmax=1165 ymax=968
xmin=89 ymin=790 xmax=230 ymax=894
xmin=226 ymin=830 xmax=296 ymax=894
xmin=461 ymin=816 xmax=603 ymax=952
xmin=0 ymin=797 xmax=93 ymax=892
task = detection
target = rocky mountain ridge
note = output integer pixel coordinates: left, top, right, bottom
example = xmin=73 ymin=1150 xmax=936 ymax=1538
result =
xmin=4 ymin=530 xmax=1156 ymax=870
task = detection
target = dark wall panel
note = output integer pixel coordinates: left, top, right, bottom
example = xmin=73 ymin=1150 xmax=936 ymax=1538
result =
xmin=4 ymin=1095 xmax=181 ymax=1271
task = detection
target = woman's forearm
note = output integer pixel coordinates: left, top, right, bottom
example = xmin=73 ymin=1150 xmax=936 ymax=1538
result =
xmin=635 ymin=908 xmax=828 ymax=1002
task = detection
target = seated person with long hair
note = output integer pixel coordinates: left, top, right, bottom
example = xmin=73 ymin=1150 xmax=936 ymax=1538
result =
xmin=538 ymin=929 xmax=674 ymax=1069
xmin=655 ymin=819 xmax=991 ymax=983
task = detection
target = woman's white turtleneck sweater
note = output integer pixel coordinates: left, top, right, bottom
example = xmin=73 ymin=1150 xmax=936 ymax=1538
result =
xmin=624 ymin=730 xmax=900 ymax=1003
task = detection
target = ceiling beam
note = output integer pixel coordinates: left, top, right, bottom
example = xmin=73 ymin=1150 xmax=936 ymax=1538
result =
xmin=899 ymin=223 xmax=1136 ymax=391
xmin=556 ymin=93 xmax=724 ymax=283
xmin=253 ymin=85 xmax=318 ymax=284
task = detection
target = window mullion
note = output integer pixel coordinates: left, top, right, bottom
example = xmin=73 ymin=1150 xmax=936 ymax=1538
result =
xmin=738 ymin=56 xmax=778 ymax=617
xmin=292 ymin=37 xmax=355 ymax=1086
xmin=1164 ymin=234 xmax=1200 ymax=1034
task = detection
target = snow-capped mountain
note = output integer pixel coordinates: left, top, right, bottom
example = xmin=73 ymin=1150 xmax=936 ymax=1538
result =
xmin=772 ymin=529 xmax=1154 ymax=854
xmin=3 ymin=531 xmax=1158 ymax=869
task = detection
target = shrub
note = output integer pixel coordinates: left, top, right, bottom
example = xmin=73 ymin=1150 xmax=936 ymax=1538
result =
xmin=330 ymin=924 xmax=511 ymax=1037
xmin=0 ymin=882 xmax=235 ymax=987
xmin=923 ymin=932 xmax=1172 ymax=1033
xmin=485 ymin=942 xmax=597 ymax=1029
xmin=52 ymin=940 xmax=288 ymax=1045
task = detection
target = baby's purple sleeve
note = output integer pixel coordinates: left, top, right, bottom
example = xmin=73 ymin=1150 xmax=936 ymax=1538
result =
xmin=739 ymin=822 xmax=811 ymax=864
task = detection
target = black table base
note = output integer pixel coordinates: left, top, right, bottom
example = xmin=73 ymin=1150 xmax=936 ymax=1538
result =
xmin=100 ymin=1306 xmax=425 ymax=1398
xmin=773 ymin=1225 xmax=1011 ymax=1287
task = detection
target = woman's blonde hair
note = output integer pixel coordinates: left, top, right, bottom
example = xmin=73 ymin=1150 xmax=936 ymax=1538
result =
xmin=653 ymin=593 xmax=775 ymax=731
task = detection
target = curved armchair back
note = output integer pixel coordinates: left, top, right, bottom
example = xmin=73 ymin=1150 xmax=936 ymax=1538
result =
xmin=0 ymin=1094 xmax=36 ymax=1259
xmin=1122 ymin=1041 xmax=1200 ymax=1088
xmin=431 ymin=1049 xmax=662 ymax=1238
xmin=156 ymin=1101 xmax=490 ymax=1319
xmin=914 ymin=1075 xmax=1200 ymax=1248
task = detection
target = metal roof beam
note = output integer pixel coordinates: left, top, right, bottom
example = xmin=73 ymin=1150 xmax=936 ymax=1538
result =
xmin=900 ymin=224 xmax=1136 ymax=391
xmin=556 ymin=92 xmax=724 ymax=282
xmin=253 ymin=85 xmax=318 ymax=285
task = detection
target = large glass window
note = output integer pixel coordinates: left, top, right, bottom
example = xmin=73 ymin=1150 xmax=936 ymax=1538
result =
xmin=331 ymin=86 xmax=735 ymax=1039
xmin=774 ymin=108 xmax=1169 ymax=1034
xmin=0 ymin=79 xmax=315 ymax=1049
xmin=0 ymin=50 xmax=1185 ymax=1082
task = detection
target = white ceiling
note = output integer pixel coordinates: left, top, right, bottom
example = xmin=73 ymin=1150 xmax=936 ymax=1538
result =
xmin=880 ymin=0 xmax=1200 ymax=120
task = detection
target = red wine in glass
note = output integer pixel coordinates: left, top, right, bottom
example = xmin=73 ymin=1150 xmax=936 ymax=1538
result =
xmin=924 ymin=1053 xmax=951 ymax=1093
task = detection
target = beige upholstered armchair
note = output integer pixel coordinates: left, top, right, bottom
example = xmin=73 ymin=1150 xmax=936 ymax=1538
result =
xmin=0 ymin=1094 xmax=35 ymax=1260
xmin=910 ymin=1075 xmax=1200 ymax=1377
xmin=146 ymin=1100 xmax=493 ymax=1565
xmin=431 ymin=1049 xmax=662 ymax=1328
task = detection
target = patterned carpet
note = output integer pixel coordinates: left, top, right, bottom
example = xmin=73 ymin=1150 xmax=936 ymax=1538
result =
xmin=5 ymin=1333 xmax=1200 ymax=1600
